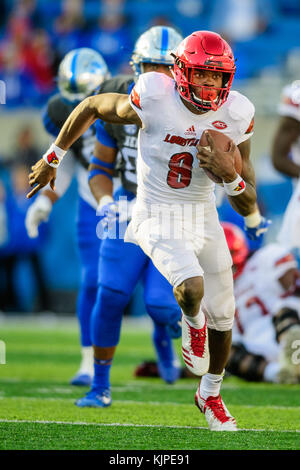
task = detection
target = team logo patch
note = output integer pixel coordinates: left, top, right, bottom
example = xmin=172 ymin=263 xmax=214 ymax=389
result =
xmin=234 ymin=181 xmax=245 ymax=192
xmin=47 ymin=151 xmax=59 ymax=165
xmin=212 ymin=121 xmax=227 ymax=130
xmin=184 ymin=125 xmax=196 ymax=136
xmin=130 ymin=87 xmax=141 ymax=109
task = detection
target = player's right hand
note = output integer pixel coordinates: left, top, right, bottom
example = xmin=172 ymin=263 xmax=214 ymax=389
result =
xmin=27 ymin=159 xmax=56 ymax=199
xmin=25 ymin=195 xmax=53 ymax=238
xmin=244 ymin=216 xmax=271 ymax=242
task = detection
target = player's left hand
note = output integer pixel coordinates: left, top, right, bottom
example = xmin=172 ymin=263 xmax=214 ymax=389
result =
xmin=244 ymin=216 xmax=271 ymax=242
xmin=196 ymin=132 xmax=237 ymax=181
xmin=27 ymin=159 xmax=56 ymax=199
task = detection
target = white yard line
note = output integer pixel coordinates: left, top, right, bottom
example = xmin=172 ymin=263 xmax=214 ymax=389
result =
xmin=1 ymin=396 xmax=300 ymax=411
xmin=0 ymin=418 xmax=299 ymax=433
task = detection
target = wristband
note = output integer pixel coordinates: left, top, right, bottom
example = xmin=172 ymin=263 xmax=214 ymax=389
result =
xmin=42 ymin=143 xmax=66 ymax=168
xmin=244 ymin=210 xmax=262 ymax=228
xmin=223 ymin=174 xmax=246 ymax=196
xmin=98 ymin=195 xmax=114 ymax=210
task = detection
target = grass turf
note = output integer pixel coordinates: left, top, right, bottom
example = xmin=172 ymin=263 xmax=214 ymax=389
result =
xmin=0 ymin=319 xmax=299 ymax=450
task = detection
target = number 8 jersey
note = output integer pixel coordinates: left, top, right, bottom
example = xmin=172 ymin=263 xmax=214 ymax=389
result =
xmin=129 ymin=72 xmax=255 ymax=207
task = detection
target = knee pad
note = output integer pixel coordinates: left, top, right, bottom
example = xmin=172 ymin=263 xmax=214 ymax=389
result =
xmin=272 ymin=307 xmax=300 ymax=342
xmin=91 ymin=285 xmax=130 ymax=347
xmin=226 ymin=343 xmax=265 ymax=382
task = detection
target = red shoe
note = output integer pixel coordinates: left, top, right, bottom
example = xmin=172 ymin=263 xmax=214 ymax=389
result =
xmin=181 ymin=316 xmax=209 ymax=376
xmin=195 ymin=388 xmax=237 ymax=431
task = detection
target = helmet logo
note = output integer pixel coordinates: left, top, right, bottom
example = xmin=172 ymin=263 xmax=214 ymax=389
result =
xmin=204 ymin=60 xmax=223 ymax=67
xmin=212 ymin=120 xmax=227 ymax=129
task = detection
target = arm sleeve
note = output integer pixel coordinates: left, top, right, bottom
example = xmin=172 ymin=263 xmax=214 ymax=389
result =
xmin=42 ymin=105 xmax=61 ymax=138
xmin=95 ymin=120 xmax=118 ymax=148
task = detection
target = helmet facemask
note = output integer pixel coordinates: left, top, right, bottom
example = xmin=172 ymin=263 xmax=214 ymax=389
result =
xmin=174 ymin=58 xmax=235 ymax=112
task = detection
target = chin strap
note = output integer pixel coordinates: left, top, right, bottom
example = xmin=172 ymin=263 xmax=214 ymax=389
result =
xmin=190 ymin=92 xmax=217 ymax=112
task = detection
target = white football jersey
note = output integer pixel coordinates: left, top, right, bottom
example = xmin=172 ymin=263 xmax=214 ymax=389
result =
xmin=233 ymin=243 xmax=299 ymax=360
xmin=277 ymin=82 xmax=300 ymax=248
xmin=129 ymin=72 xmax=254 ymax=207
xmin=278 ymin=82 xmax=300 ymax=166
xmin=234 ymin=243 xmax=298 ymax=331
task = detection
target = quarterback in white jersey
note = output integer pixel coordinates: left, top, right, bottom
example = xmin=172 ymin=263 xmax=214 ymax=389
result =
xmin=222 ymin=223 xmax=300 ymax=384
xmin=272 ymin=80 xmax=300 ymax=249
xmin=27 ymin=31 xmax=270 ymax=431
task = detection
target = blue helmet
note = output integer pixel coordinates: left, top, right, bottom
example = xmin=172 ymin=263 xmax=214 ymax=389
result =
xmin=131 ymin=26 xmax=183 ymax=76
xmin=57 ymin=48 xmax=110 ymax=103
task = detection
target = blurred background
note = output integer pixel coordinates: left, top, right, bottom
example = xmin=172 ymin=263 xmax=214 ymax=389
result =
xmin=0 ymin=0 xmax=298 ymax=314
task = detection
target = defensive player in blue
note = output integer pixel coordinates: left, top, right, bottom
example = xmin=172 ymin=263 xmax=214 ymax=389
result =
xmin=75 ymin=26 xmax=184 ymax=408
xmin=25 ymin=48 xmax=111 ymax=385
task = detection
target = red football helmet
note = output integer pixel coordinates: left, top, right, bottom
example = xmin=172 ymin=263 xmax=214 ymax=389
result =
xmin=172 ymin=31 xmax=236 ymax=111
xmin=222 ymin=222 xmax=249 ymax=279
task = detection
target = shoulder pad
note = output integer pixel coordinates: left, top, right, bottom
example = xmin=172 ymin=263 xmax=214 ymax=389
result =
xmin=227 ymin=91 xmax=255 ymax=123
xmin=137 ymin=72 xmax=174 ymax=100
xmin=46 ymin=94 xmax=72 ymax=130
xmin=280 ymin=82 xmax=300 ymax=109
xmin=99 ymin=75 xmax=134 ymax=95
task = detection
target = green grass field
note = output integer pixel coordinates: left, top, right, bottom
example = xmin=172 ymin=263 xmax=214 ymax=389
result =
xmin=0 ymin=317 xmax=299 ymax=451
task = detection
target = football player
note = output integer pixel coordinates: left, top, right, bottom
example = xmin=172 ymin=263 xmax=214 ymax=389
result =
xmin=75 ymin=26 xmax=184 ymax=408
xmin=25 ymin=48 xmax=110 ymax=385
xmin=138 ymin=223 xmax=300 ymax=384
xmin=271 ymin=80 xmax=300 ymax=254
xmin=223 ymin=222 xmax=300 ymax=384
xmin=27 ymin=31 xmax=270 ymax=431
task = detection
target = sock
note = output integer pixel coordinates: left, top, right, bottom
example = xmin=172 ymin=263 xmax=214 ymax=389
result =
xmin=183 ymin=309 xmax=205 ymax=329
xmin=200 ymin=371 xmax=224 ymax=399
xmin=263 ymin=361 xmax=280 ymax=383
xmin=77 ymin=285 xmax=97 ymax=346
xmin=91 ymin=357 xmax=112 ymax=393
xmin=78 ymin=346 xmax=94 ymax=375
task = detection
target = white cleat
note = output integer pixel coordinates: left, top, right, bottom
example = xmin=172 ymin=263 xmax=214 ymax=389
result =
xmin=277 ymin=325 xmax=300 ymax=384
xmin=181 ymin=316 xmax=209 ymax=376
xmin=195 ymin=388 xmax=237 ymax=431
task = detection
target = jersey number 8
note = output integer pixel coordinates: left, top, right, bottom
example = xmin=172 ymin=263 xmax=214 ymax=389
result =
xmin=167 ymin=152 xmax=193 ymax=189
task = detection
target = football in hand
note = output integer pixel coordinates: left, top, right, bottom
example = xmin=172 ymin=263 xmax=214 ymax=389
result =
xmin=199 ymin=129 xmax=242 ymax=184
